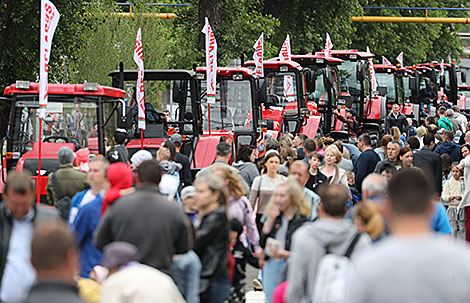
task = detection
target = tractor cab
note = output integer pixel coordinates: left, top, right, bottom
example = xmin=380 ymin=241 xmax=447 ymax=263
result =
xmin=194 ymin=67 xmax=261 ymax=167
xmin=108 ymin=69 xmax=203 ymax=163
xmin=458 ymin=85 xmax=470 ymax=114
xmin=2 ymin=81 xmax=126 ymax=200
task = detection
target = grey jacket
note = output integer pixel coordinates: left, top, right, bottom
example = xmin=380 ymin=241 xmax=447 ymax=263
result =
xmin=286 ymin=219 xmax=371 ymax=303
xmin=197 ymin=160 xmax=250 ymax=194
xmin=232 ymin=161 xmax=260 ymax=189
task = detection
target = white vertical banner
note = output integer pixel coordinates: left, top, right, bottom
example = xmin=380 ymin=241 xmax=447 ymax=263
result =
xmin=39 ymin=0 xmax=60 ymax=119
xmin=134 ymin=28 xmax=146 ymax=130
xmin=253 ymin=33 xmax=264 ymax=77
xmin=202 ymin=17 xmax=217 ymax=103
xmin=382 ymin=56 xmax=392 ymax=65
xmin=284 ymin=75 xmax=295 ymax=102
xmin=440 ymin=59 xmax=445 ymax=96
xmin=367 ymin=46 xmax=377 ymax=92
xmin=279 ymin=35 xmax=291 ymax=61
xmin=396 ymin=52 xmax=404 ymax=66
xmin=324 ymin=33 xmax=333 ymax=58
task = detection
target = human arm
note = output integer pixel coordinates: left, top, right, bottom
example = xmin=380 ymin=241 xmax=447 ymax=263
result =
xmin=242 ymin=197 xmax=261 ymax=253
xmin=181 ymin=157 xmax=192 ymax=187
xmin=195 ymin=212 xmax=227 ymax=251
xmin=354 ymin=155 xmax=367 ymax=192
xmin=45 ymin=177 xmax=55 ymax=206
xmin=93 ymin=210 xmax=114 ymax=251
xmin=173 ymin=210 xmax=190 ymax=255
xmin=244 ymin=246 xmax=260 ymax=268
xmin=248 ymin=177 xmax=260 ymax=209
xmin=441 ymin=180 xmax=453 ymax=203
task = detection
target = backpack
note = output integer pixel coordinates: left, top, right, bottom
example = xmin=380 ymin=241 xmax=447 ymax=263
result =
xmin=312 ymin=233 xmax=362 ymax=303
xmin=50 ymin=172 xmax=72 ymax=221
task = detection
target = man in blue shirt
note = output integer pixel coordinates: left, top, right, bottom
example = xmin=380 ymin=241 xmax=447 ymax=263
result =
xmin=355 ymin=134 xmax=381 ymax=192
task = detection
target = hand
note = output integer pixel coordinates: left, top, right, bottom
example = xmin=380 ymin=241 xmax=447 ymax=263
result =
xmin=257 ymin=249 xmax=266 ymax=269
xmin=271 ymin=249 xmax=290 ymax=260
xmin=333 ymin=109 xmax=338 ymax=115
xmin=267 ymin=205 xmax=280 ymax=222
xmin=456 ymin=196 xmax=462 ymax=201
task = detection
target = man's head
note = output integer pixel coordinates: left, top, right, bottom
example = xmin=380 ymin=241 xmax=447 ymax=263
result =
xmin=452 ymin=105 xmax=461 ymax=113
xmin=136 ymin=160 xmax=162 ymax=186
xmin=156 ymin=147 xmax=171 ymax=162
xmin=31 ymin=220 xmax=77 ymax=281
xmin=465 ymin=131 xmax=470 ymax=144
xmin=318 ymin=184 xmax=349 ymax=219
xmin=215 ymin=142 xmax=231 ymax=163
xmin=345 ymin=108 xmax=356 ymax=119
xmin=88 ymin=157 xmax=109 ymax=190
xmin=101 ymin=241 xmax=139 ymax=276
xmin=357 ymin=134 xmax=372 ymax=152
xmin=3 ymin=171 xmax=35 ymax=220
xmin=443 ymin=130 xmax=454 ymax=142
xmin=114 ymin=129 xmax=127 ymax=145
xmin=303 ymin=138 xmax=316 ymax=156
xmin=130 ymin=150 xmax=153 ymax=169
xmin=386 ymin=168 xmax=433 ymax=221
xmin=289 ymin=160 xmax=310 ymax=186
xmin=265 ymin=138 xmax=280 ymax=152
xmin=392 ymin=103 xmax=400 ymax=115
xmin=446 ymin=109 xmax=454 ymax=118
xmin=169 ymin=133 xmax=183 ymax=148
xmin=425 ymin=116 xmax=435 ymax=126
xmin=181 ymin=186 xmax=196 ymax=212
xmin=386 ymin=142 xmax=400 ymax=162
xmin=427 ymin=124 xmax=438 ymax=136
xmin=438 ymin=106 xmax=447 ymax=117
xmin=362 ymin=173 xmax=387 ymax=200
xmin=58 ymin=146 xmax=75 ymax=165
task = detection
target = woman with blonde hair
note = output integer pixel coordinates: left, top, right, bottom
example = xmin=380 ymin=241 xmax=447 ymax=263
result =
xmin=194 ymin=174 xmax=230 ymax=303
xmin=353 ymin=200 xmax=385 ymax=241
xmin=212 ymin=166 xmax=261 ymax=253
xmin=319 ymin=145 xmax=348 ymax=185
xmin=259 ymin=177 xmax=310 ymax=303
xmin=391 ymin=126 xmax=404 ymax=147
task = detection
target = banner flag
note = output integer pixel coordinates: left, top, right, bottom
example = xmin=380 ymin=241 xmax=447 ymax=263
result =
xmin=134 ymin=28 xmax=146 ymax=129
xmin=202 ymin=17 xmax=217 ymax=104
xmin=324 ymin=33 xmax=333 ymax=58
xmin=367 ymin=47 xmax=377 ymax=92
xmin=396 ymin=52 xmax=404 ymax=66
xmin=279 ymin=35 xmax=291 ymax=61
xmin=382 ymin=56 xmax=392 ymax=65
xmin=253 ymin=33 xmax=264 ymax=77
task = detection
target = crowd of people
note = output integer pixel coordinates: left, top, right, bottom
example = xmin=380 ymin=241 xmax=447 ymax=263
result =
xmin=2 ymin=102 xmax=470 ymax=303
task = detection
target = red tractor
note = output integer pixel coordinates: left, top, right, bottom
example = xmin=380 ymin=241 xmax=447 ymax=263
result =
xmin=1 ymin=81 xmax=126 ymax=202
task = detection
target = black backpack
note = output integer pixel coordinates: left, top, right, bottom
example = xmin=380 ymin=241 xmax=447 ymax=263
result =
xmin=50 ymin=172 xmax=72 ymax=221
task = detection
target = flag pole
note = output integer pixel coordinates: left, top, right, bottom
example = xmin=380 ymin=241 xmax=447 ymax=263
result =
xmin=208 ymin=104 xmax=211 ymax=136
xmin=140 ymin=129 xmax=143 ymax=150
xmin=37 ymin=118 xmax=42 ymax=206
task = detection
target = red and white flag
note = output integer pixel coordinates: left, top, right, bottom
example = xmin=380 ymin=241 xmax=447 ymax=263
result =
xmin=440 ymin=59 xmax=445 ymax=74
xmin=367 ymin=47 xmax=377 ymax=92
xmin=202 ymin=17 xmax=217 ymax=103
xmin=382 ymin=56 xmax=392 ymax=65
xmin=396 ymin=52 xmax=404 ymax=66
xmin=279 ymin=35 xmax=291 ymax=61
xmin=134 ymin=28 xmax=145 ymax=130
xmin=39 ymin=0 xmax=60 ymax=119
xmin=253 ymin=33 xmax=264 ymax=77
xmin=284 ymin=75 xmax=295 ymax=102
xmin=324 ymin=33 xmax=333 ymax=58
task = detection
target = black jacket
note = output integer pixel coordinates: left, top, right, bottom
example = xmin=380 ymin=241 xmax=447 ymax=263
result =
xmin=230 ymin=240 xmax=259 ymax=286
xmin=260 ymin=213 xmax=308 ymax=253
xmin=306 ymin=172 xmax=327 ymax=193
xmin=385 ymin=112 xmax=408 ymax=134
xmin=176 ymin=152 xmax=192 ymax=187
xmin=354 ymin=149 xmax=381 ymax=192
xmin=27 ymin=280 xmax=82 ymax=303
xmin=195 ymin=206 xmax=229 ymax=292
xmin=413 ymin=147 xmax=443 ymax=194
xmin=0 ymin=204 xmax=58 ymax=286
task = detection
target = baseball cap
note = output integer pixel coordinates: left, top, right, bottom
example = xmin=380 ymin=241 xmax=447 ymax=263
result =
xmin=130 ymin=150 xmax=152 ymax=167
xmin=170 ymin=134 xmax=182 ymax=144
xmin=181 ymin=186 xmax=196 ymax=200
xmin=101 ymin=241 xmax=139 ymax=269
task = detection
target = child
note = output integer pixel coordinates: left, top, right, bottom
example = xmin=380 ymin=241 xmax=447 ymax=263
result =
xmin=306 ymin=152 xmax=327 ymax=193
xmin=228 ymin=219 xmax=259 ymax=303
xmin=157 ymin=147 xmax=182 ymax=200
xmin=379 ymin=163 xmax=397 ymax=181
xmin=181 ymin=186 xmax=199 ymax=225
xmin=346 ymin=171 xmax=360 ymax=206
xmin=441 ymin=162 xmax=465 ymax=240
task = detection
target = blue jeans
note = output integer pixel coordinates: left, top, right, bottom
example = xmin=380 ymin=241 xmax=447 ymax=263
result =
xmin=200 ymin=275 xmax=230 ymax=303
xmin=263 ymin=258 xmax=287 ymax=303
xmin=171 ymin=250 xmax=202 ymax=303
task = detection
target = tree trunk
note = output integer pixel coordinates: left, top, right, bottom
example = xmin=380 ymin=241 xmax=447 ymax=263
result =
xmin=0 ymin=0 xmax=13 ymax=63
xmin=198 ymin=0 xmax=223 ymax=53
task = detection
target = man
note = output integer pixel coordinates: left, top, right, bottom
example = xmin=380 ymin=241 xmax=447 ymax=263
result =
xmin=170 ymin=133 xmax=192 ymax=188
xmin=361 ymin=174 xmax=387 ymax=202
xmin=385 ymin=104 xmax=408 ymax=134
xmin=434 ymin=130 xmax=461 ymax=163
xmin=464 ymin=131 xmax=470 ymax=145
xmin=302 ymin=138 xmax=317 ymax=165
xmin=349 ymin=169 xmax=470 ymax=303
xmin=107 ymin=128 xmax=129 ymax=164
xmin=69 ymin=158 xmax=110 ymax=278
xmin=437 ymin=106 xmax=453 ymax=131
xmin=0 ymin=171 xmax=59 ymax=302
xmin=289 ymin=161 xmax=321 ymax=220
xmin=446 ymin=109 xmax=460 ymax=133
xmin=374 ymin=141 xmax=400 ymax=173
xmin=286 ymin=184 xmax=371 ymax=303
xmin=100 ymin=242 xmax=184 ymax=303
xmin=94 ymin=160 xmax=189 ymax=274
xmin=354 ymin=134 xmax=380 ymax=192
xmin=413 ymin=134 xmax=442 ymax=194
xmin=27 ymin=220 xmax=82 ymax=303
xmin=452 ymin=105 xmax=467 ymax=132
xmin=196 ymin=142 xmax=249 ymax=194
xmin=46 ymin=146 xmax=89 ymax=206
xmin=69 ymin=157 xmax=110 ymax=225
xmin=333 ymin=108 xmax=357 ymax=137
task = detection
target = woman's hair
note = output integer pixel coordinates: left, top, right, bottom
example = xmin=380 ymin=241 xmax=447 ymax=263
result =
xmin=212 ymin=166 xmax=245 ymax=199
xmin=265 ymin=177 xmax=311 ymax=217
xmin=297 ymin=133 xmax=308 ymax=143
xmin=280 ymin=134 xmax=293 ymax=148
xmin=333 ymin=140 xmax=344 ymax=153
xmin=194 ymin=174 xmax=229 ymax=208
xmin=235 ymin=144 xmax=255 ymax=163
xmin=280 ymin=147 xmax=296 ymax=167
xmin=380 ymin=134 xmax=393 ymax=148
xmin=390 ymin=126 xmax=401 ymax=142
xmin=322 ymin=137 xmax=335 ymax=147
xmin=324 ymin=144 xmax=342 ymax=164
xmin=264 ymin=149 xmax=282 ymax=163
xmin=416 ymin=126 xmax=426 ymax=138
xmin=353 ymin=200 xmax=385 ymax=240
xmin=315 ymin=138 xmax=324 ymax=150
xmin=399 ymin=146 xmax=412 ymax=159
xmin=441 ymin=154 xmax=452 ymax=174
xmin=161 ymin=140 xmax=176 ymax=161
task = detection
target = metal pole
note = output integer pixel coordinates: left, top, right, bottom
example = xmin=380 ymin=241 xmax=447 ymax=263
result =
xmin=37 ymin=118 xmax=42 ymax=206
xmin=352 ymin=16 xmax=470 ymax=24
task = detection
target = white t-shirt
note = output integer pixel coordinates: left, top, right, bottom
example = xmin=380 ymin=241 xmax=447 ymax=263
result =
xmin=349 ymin=235 xmax=470 ymax=303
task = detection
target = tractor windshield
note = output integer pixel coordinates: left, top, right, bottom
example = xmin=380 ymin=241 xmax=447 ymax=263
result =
xmin=375 ymin=73 xmax=396 ymax=102
xmin=11 ymin=96 xmax=118 ymax=154
xmin=338 ymin=61 xmax=361 ymax=97
xmin=264 ymin=71 xmax=299 ymax=107
xmin=200 ymin=79 xmax=253 ymax=131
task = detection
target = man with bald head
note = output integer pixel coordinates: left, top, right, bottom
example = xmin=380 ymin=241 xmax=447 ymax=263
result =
xmin=289 ymin=160 xmax=320 ymax=220
xmin=374 ymin=141 xmax=400 ymax=173
xmin=362 ymin=174 xmax=388 ymax=203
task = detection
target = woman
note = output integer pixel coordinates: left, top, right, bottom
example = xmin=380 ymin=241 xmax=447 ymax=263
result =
xmin=398 ymin=146 xmax=413 ymax=170
xmin=260 ymin=178 xmax=310 ymax=303
xmin=212 ymin=166 xmax=261 ymax=253
xmin=319 ymin=145 xmax=348 ymax=185
xmin=249 ymin=150 xmax=287 ymax=234
xmin=194 ymin=174 xmax=230 ymax=303
xmin=293 ymin=133 xmax=308 ymax=159
xmin=391 ymin=126 xmax=404 ymax=147
xmin=457 ymin=144 xmax=470 ymax=242
xmin=232 ymin=144 xmax=259 ymax=189
xmin=353 ymin=201 xmax=385 ymax=242
xmin=374 ymin=135 xmax=392 ymax=161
